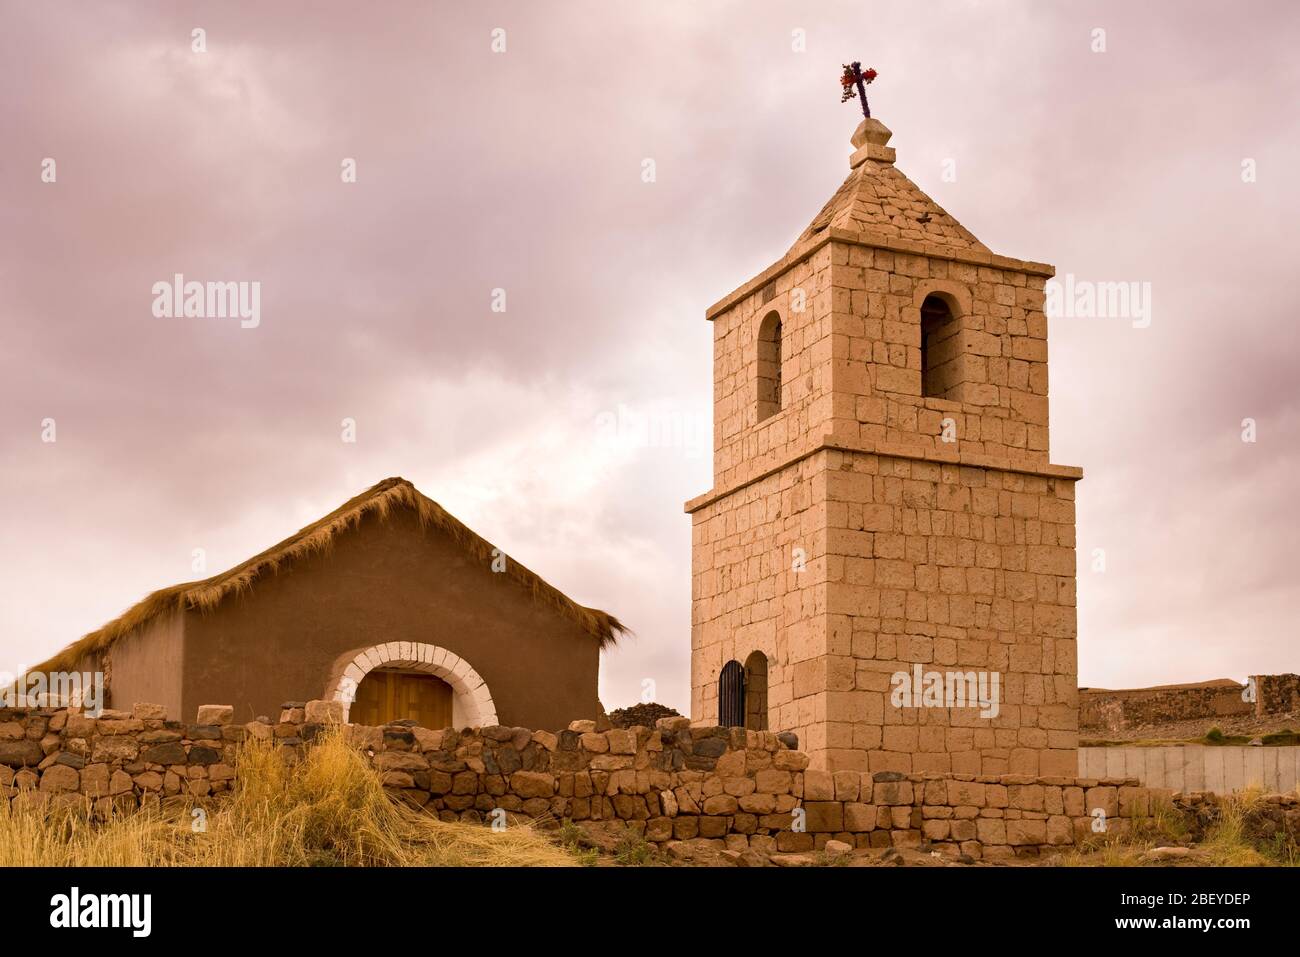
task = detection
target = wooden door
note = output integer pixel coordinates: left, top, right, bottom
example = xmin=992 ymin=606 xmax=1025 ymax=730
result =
xmin=352 ymin=670 xmax=453 ymax=728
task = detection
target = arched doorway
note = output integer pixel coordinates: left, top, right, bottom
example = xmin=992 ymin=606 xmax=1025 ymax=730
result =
xmin=351 ymin=668 xmax=454 ymax=728
xmin=718 ymin=660 xmax=745 ymax=727
xmin=744 ymin=651 xmax=769 ymax=731
xmin=327 ymin=641 xmax=497 ymax=728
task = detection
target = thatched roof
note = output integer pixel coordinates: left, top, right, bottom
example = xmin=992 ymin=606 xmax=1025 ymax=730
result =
xmin=35 ymin=477 xmax=627 ymax=673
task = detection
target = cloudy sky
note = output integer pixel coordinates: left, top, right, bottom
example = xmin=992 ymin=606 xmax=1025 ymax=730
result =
xmin=2 ymin=1 xmax=1296 ymax=711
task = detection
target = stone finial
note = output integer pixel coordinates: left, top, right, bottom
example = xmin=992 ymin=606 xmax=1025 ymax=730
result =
xmin=849 ymin=118 xmax=896 ymax=168
xmin=305 ymin=699 xmax=344 ymax=725
xmin=196 ymin=704 xmax=234 ymax=726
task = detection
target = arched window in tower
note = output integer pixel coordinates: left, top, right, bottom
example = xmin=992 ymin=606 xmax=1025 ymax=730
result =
xmin=743 ymin=650 xmax=769 ymax=731
xmin=757 ymin=311 xmax=783 ymax=421
xmin=718 ymin=660 xmax=745 ymax=727
xmin=919 ymin=294 xmax=959 ymax=399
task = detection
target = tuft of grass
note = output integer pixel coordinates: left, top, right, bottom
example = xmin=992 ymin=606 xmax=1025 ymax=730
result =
xmin=0 ymin=730 xmax=575 ymax=867
xmin=1261 ymin=731 xmax=1300 ymax=746
xmin=612 ymin=831 xmax=659 ymax=866
xmin=1198 ymin=787 xmax=1299 ymax=866
xmin=1058 ymin=841 xmax=1148 ymax=868
xmin=1201 ymin=788 xmax=1267 ymax=866
xmin=554 ymin=819 xmax=600 ymax=866
xmin=1143 ymin=795 xmax=1191 ymax=845
xmin=812 ymin=849 xmax=852 ymax=867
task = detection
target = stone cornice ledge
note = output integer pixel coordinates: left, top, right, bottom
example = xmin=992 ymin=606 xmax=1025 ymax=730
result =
xmin=684 ymin=435 xmax=1083 ymax=514
xmin=704 ymin=226 xmax=1055 ymax=321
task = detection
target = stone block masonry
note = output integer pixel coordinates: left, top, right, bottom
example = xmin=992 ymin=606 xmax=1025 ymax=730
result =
xmin=0 ymin=702 xmax=1162 ymax=860
xmin=687 ymin=119 xmax=1083 ymax=777
xmin=690 ymin=446 xmax=1079 ymax=776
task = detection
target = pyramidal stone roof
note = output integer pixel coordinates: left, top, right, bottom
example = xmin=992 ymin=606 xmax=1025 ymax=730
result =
xmin=706 ymin=116 xmax=1052 ymax=321
xmin=794 ymin=117 xmax=988 ymax=253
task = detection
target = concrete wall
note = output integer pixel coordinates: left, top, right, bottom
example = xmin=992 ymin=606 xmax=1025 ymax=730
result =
xmin=1079 ymin=746 xmax=1300 ymax=795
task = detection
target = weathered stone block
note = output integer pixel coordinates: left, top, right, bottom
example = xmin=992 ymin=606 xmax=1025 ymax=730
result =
xmin=304 ymin=700 xmax=344 ymax=724
xmin=1005 ymin=819 xmax=1047 ymax=846
xmin=196 ymin=705 xmax=234 ymax=726
xmin=510 ymin=771 xmax=556 ymax=799
xmin=803 ymin=769 xmax=835 ymax=800
xmin=0 ymin=740 xmax=45 ymax=767
xmin=39 ymin=764 xmax=79 ymax=793
xmin=844 ymin=802 xmax=877 ymax=832
xmin=803 ymin=801 xmax=844 ymax=832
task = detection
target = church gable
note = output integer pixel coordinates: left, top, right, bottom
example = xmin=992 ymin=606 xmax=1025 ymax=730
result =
xmin=37 ymin=477 xmax=623 ymax=676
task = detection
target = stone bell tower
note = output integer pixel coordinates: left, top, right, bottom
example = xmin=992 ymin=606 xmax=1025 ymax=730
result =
xmin=686 ymin=115 xmax=1080 ymax=776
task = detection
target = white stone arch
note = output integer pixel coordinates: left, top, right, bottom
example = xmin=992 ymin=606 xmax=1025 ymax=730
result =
xmin=328 ymin=642 xmax=498 ymax=728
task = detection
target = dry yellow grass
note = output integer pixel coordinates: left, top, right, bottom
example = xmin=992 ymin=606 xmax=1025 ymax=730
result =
xmin=0 ymin=731 xmax=575 ymax=867
xmin=1198 ymin=787 xmax=1297 ymax=867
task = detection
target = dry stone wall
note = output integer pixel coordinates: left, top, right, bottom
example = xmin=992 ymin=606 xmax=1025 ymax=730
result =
xmin=1174 ymin=790 xmax=1300 ymax=847
xmin=1256 ymin=674 xmax=1300 ymax=716
xmin=1 ymin=702 xmax=1159 ymax=860
xmin=0 ymin=703 xmax=241 ymax=815
xmin=1080 ymin=683 xmax=1250 ymax=735
xmin=1080 ymin=674 xmax=1300 ymax=736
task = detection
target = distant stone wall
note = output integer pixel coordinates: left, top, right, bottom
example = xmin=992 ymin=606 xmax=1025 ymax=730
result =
xmin=1081 ymin=683 xmax=1247 ymax=735
xmin=1256 ymin=674 xmax=1300 ymax=716
xmin=2 ymin=702 xmax=1162 ymax=860
xmin=1080 ymin=674 xmax=1300 ymax=736
xmin=1080 ymin=684 xmax=1250 ymax=735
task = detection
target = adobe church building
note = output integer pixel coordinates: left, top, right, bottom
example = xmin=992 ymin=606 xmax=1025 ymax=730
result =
xmin=36 ymin=478 xmax=623 ymax=728
xmin=687 ymin=115 xmax=1080 ymax=777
